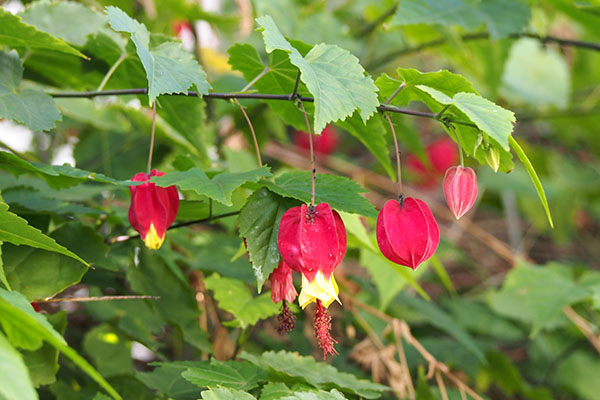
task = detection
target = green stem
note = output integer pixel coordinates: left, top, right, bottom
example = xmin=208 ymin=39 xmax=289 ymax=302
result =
xmin=97 ymin=52 xmax=127 ymax=92
xmin=146 ymin=100 xmax=157 ymax=174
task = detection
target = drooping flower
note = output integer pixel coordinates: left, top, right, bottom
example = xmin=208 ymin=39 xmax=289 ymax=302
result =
xmin=269 ymin=261 xmax=298 ymax=335
xmin=376 ymin=197 xmax=439 ymax=270
xmin=278 ymin=203 xmax=346 ymax=309
xmin=269 ymin=260 xmax=298 ymax=304
xmin=128 ymin=169 xmax=179 ymax=250
xmin=443 ymin=166 xmax=478 ymax=219
xmin=278 ymin=202 xmax=346 ymax=357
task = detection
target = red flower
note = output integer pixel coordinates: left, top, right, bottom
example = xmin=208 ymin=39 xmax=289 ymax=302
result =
xmin=128 ymin=169 xmax=179 ymax=250
xmin=269 ymin=261 xmax=298 ymax=304
xmin=278 ymin=202 xmax=346 ymax=358
xmin=444 ymin=166 xmax=478 ymax=219
xmin=293 ymin=125 xmax=339 ymax=156
xmin=278 ymin=203 xmax=346 ymax=308
xmin=376 ymin=197 xmax=439 ymax=270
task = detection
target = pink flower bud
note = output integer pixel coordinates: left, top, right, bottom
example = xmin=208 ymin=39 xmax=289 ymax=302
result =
xmin=269 ymin=261 xmax=298 ymax=304
xmin=128 ymin=169 xmax=179 ymax=250
xmin=443 ymin=166 xmax=478 ymax=219
xmin=376 ymin=197 xmax=439 ymax=270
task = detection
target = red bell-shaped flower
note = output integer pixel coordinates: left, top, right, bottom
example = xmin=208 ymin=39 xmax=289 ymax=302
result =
xmin=293 ymin=124 xmax=339 ymax=156
xmin=278 ymin=203 xmax=346 ymax=309
xmin=269 ymin=261 xmax=298 ymax=304
xmin=376 ymin=197 xmax=439 ymax=270
xmin=128 ymin=169 xmax=179 ymax=250
xmin=444 ymin=166 xmax=478 ymax=219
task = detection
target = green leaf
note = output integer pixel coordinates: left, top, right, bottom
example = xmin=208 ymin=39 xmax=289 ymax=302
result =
xmin=260 ymin=383 xmax=294 ymax=400
xmin=0 ymin=331 xmax=37 ymax=400
xmin=106 ymin=6 xmax=210 ymax=103
xmin=152 ymin=167 xmax=272 ymax=206
xmin=19 ymin=0 xmax=107 ymax=46
xmin=359 ymin=249 xmax=409 ymax=310
xmin=391 ymin=0 xmax=531 ymax=39
xmin=557 ymin=351 xmax=600 ymax=400
xmin=335 ymin=113 xmax=394 ymax=179
xmin=83 ymin=323 xmax=133 ymax=377
xmin=22 ymin=311 xmax=66 ymax=387
xmin=0 ymin=151 xmax=132 ymax=189
xmin=490 ymin=262 xmax=589 ymax=336
xmin=416 ymin=86 xmax=515 ymax=150
xmin=501 ymin=38 xmax=570 ymax=109
xmin=0 ymin=244 xmax=9 ymax=290
xmin=0 ymin=7 xmax=86 ymax=58
xmin=0 ymin=201 xmax=88 ymax=266
xmin=0 ymin=289 xmax=121 ymax=400
xmin=182 ymin=360 xmax=266 ymax=391
xmin=127 ymin=248 xmax=211 ymax=352
xmin=256 ymin=15 xmax=379 ymax=133
xmin=238 ymin=188 xmax=297 ymax=290
xmin=240 ymin=351 xmax=388 ymax=399
xmin=204 ymin=274 xmax=279 ymax=328
xmin=282 ymin=390 xmax=348 ymax=400
xmin=396 ymin=292 xmax=485 ymax=362
xmin=0 ymin=50 xmax=61 ymax=131
xmin=201 ymin=387 xmax=256 ymax=400
xmin=136 ymin=363 xmax=200 ymax=400
xmin=228 ymin=43 xmax=308 ymax=130
xmin=509 ymin=136 xmax=554 ymax=228
xmin=375 ymin=69 xmax=477 ymax=108
xmin=264 ymin=171 xmax=377 ymax=218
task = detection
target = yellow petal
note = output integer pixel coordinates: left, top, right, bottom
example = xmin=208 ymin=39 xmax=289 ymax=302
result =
xmin=298 ymin=271 xmax=341 ymax=309
xmin=143 ymin=224 xmax=165 ymax=250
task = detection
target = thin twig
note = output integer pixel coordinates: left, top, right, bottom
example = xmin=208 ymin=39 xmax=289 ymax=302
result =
xmin=436 ymin=371 xmax=449 ymax=400
xmin=298 ymin=100 xmax=316 ymax=205
xmin=48 ymin=89 xmax=479 ymax=128
xmin=97 ymin=52 xmax=127 ymax=92
xmin=39 ymin=295 xmax=160 ymax=303
xmin=355 ymin=2 xmax=399 ymax=37
xmin=240 ymin=66 xmax=270 ymax=93
xmin=289 ymin=71 xmax=302 ymax=100
xmin=111 ymin=211 xmax=240 ymax=243
xmin=368 ymin=31 xmax=600 ymax=68
xmin=384 ymin=82 xmax=406 ymax=105
xmin=235 ymin=99 xmax=263 ymax=167
xmin=147 ymin=100 xmax=157 ymax=174
xmin=384 ymin=112 xmax=403 ymax=199
xmin=563 ymin=305 xmax=600 ymax=354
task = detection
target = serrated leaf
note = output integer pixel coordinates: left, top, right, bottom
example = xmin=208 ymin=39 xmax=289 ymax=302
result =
xmin=0 ymin=244 xmax=9 ymax=290
xmin=0 ymin=332 xmax=37 ymax=400
xmin=0 ymin=201 xmax=88 ymax=266
xmin=256 ymin=15 xmax=379 ymax=133
xmin=375 ymin=68 xmax=477 ymax=108
xmin=391 ymin=0 xmax=530 ymax=39
xmin=0 ymin=50 xmax=61 ymax=131
xmin=264 ymin=171 xmax=377 ymax=217
xmin=416 ymin=86 xmax=515 ymax=150
xmin=490 ymin=262 xmax=588 ymax=336
xmin=201 ymin=387 xmax=257 ymax=400
xmin=228 ymin=43 xmax=308 ymax=130
xmin=240 ymin=351 xmax=388 ymax=399
xmin=509 ymin=136 xmax=554 ymax=228
xmin=238 ymin=188 xmax=297 ymax=290
xmin=0 ymin=289 xmax=121 ymax=399
xmin=136 ymin=363 xmax=200 ymax=400
xmin=182 ymin=360 xmax=266 ymax=391
xmin=0 ymin=7 xmax=86 ymax=58
xmin=106 ymin=6 xmax=210 ymax=103
xmin=335 ymin=113 xmax=394 ymax=179
xmin=151 ymin=167 xmax=272 ymax=206
xmin=260 ymin=382 xmax=294 ymax=400
xmin=19 ymin=0 xmax=107 ymax=46
xmin=282 ymin=390 xmax=348 ymax=400
xmin=204 ymin=274 xmax=279 ymax=328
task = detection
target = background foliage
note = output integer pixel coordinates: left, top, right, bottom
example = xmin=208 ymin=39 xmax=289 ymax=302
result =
xmin=0 ymin=0 xmax=599 ymax=399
